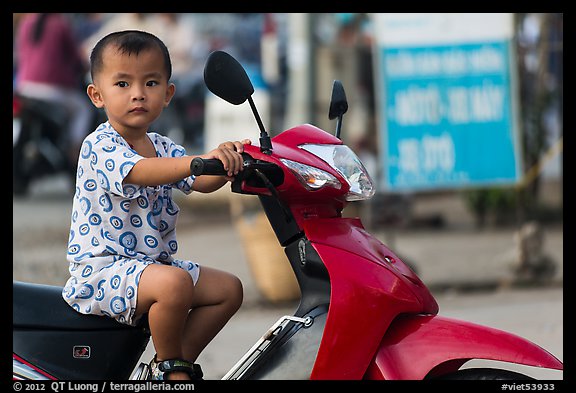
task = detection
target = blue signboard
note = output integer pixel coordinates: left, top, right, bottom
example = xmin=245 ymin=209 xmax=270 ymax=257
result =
xmin=373 ymin=14 xmax=521 ymax=191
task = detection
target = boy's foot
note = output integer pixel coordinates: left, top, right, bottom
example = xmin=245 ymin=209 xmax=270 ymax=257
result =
xmin=149 ymin=355 xmax=203 ymax=380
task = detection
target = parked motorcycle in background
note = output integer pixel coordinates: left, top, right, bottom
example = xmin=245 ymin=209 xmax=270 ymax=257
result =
xmin=12 ymin=93 xmax=105 ymax=196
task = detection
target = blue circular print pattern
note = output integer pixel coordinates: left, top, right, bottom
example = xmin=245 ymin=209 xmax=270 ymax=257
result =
xmin=110 ymin=296 xmax=127 ymax=314
xmin=79 ymin=224 xmax=90 ymax=236
xmin=111 ymin=274 xmax=122 ymax=289
xmin=119 ymin=232 xmax=137 ymax=250
xmin=99 ymin=194 xmax=113 ymax=212
xmin=110 ymin=216 xmax=123 ymax=230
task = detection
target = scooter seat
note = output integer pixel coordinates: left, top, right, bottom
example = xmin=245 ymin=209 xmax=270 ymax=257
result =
xmin=13 ymin=281 xmax=141 ymax=331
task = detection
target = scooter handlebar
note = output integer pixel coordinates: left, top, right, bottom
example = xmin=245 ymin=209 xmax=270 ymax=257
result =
xmin=190 ymin=158 xmax=227 ymax=176
xmin=191 ymin=153 xmax=255 ymax=177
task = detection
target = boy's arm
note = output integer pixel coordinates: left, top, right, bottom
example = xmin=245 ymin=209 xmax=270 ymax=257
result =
xmin=123 ymin=140 xmax=251 ymax=193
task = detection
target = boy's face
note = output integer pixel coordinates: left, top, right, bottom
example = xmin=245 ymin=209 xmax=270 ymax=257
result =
xmin=87 ymin=45 xmax=175 ymax=134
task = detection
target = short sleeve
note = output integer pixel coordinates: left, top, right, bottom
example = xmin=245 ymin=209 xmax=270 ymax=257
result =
xmin=149 ymin=132 xmax=195 ymax=195
xmin=81 ymin=131 xmax=145 ymax=199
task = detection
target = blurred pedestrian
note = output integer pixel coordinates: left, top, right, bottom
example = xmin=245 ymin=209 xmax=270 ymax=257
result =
xmin=71 ymin=13 xmax=106 ymax=44
xmin=81 ymin=13 xmax=154 ymax=61
xmin=146 ymin=13 xmax=207 ymax=145
xmin=149 ymin=13 xmax=204 ymax=90
xmin=14 ymin=12 xmax=93 ymax=170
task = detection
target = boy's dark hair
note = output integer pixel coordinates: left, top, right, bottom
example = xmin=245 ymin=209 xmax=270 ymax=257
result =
xmin=90 ymin=30 xmax=172 ymax=82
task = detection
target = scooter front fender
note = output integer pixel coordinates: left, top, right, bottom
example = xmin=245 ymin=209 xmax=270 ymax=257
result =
xmin=365 ymin=314 xmax=563 ymax=380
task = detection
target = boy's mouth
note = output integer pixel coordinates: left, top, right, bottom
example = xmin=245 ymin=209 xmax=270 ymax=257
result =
xmin=130 ymin=107 xmax=147 ymax=113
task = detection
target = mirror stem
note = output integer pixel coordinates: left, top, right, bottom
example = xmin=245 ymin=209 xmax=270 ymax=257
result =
xmin=335 ymin=115 xmax=343 ymax=139
xmin=248 ymin=96 xmax=273 ymax=154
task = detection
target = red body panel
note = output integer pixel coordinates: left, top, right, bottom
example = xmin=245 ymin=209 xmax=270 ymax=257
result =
xmin=302 ymin=218 xmax=438 ymax=380
xmin=365 ymin=314 xmax=564 ymax=380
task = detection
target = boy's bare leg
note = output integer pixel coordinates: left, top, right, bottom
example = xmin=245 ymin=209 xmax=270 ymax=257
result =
xmin=182 ymin=266 xmax=243 ymax=362
xmin=135 ymin=264 xmax=243 ymax=379
xmin=135 ymin=264 xmax=195 ymax=380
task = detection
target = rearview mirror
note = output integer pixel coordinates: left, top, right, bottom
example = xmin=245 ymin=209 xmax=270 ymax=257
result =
xmin=328 ymin=80 xmax=348 ymax=120
xmin=203 ymin=51 xmax=255 ymax=105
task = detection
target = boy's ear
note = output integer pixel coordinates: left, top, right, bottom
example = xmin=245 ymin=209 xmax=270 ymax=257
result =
xmin=86 ymin=84 xmax=105 ymax=108
xmin=164 ymin=82 xmax=176 ymax=107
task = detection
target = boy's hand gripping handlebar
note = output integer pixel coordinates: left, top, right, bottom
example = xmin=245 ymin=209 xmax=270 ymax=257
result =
xmin=190 ymin=153 xmax=254 ymax=177
xmin=190 ymin=157 xmax=228 ymax=176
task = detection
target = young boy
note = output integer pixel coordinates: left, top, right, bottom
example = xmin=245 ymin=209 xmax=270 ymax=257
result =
xmin=61 ymin=30 xmax=249 ymax=380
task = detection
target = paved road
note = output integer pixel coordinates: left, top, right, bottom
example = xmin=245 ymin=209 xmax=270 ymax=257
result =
xmin=13 ymin=178 xmax=563 ymax=380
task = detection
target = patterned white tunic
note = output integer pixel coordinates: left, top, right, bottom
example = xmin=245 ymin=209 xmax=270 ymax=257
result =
xmin=62 ymin=122 xmax=200 ymax=326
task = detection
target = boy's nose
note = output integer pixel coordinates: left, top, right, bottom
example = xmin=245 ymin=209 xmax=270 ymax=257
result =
xmin=131 ymin=88 xmax=145 ymax=101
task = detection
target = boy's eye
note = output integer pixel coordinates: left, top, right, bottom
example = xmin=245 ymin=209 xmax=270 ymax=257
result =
xmin=116 ymin=81 xmax=128 ymax=88
xmin=146 ymin=80 xmax=159 ymax=87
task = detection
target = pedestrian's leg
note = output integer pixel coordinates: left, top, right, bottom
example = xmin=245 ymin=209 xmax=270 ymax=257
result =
xmin=181 ymin=266 xmax=243 ymax=362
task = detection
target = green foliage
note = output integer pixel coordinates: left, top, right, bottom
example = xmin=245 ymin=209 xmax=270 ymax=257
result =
xmin=463 ymin=187 xmax=518 ymax=227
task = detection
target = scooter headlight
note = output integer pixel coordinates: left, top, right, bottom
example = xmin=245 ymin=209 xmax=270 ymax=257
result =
xmin=280 ymin=159 xmax=341 ymax=190
xmin=300 ymin=144 xmax=375 ymax=201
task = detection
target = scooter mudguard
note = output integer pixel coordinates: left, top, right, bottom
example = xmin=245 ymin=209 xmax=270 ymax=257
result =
xmin=364 ymin=314 xmax=563 ymax=380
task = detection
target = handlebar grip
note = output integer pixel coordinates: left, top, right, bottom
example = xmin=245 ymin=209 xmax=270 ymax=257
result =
xmin=190 ymin=158 xmax=227 ymax=176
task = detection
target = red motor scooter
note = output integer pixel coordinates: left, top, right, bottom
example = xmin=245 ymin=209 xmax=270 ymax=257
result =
xmin=13 ymin=51 xmax=562 ymax=381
